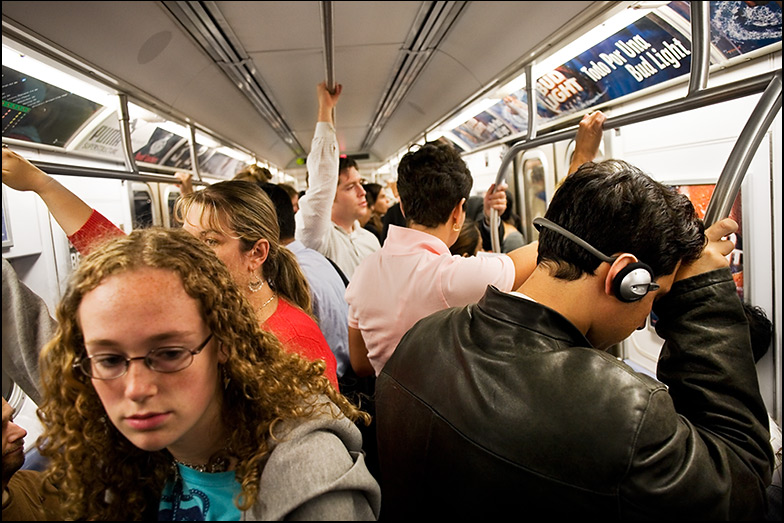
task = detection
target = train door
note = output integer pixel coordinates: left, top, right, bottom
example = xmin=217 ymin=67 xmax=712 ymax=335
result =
xmin=158 ymin=183 xmax=183 ymax=229
xmin=518 ymin=148 xmax=553 ymax=242
xmin=128 ymin=181 xmax=161 ymax=229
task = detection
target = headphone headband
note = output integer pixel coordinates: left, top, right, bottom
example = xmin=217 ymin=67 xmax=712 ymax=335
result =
xmin=533 ymin=217 xmax=658 ymax=302
xmin=533 ymin=217 xmax=616 ymax=264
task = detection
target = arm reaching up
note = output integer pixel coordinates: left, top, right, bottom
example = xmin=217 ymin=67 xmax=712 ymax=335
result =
xmin=2 ymin=148 xmax=93 ymax=236
xmin=2 ymin=149 xmax=123 ymax=253
xmin=568 ymin=111 xmax=606 ymax=175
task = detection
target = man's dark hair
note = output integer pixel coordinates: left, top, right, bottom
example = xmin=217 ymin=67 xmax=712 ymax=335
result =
xmin=537 ymin=160 xmax=705 ymax=281
xmin=258 ymin=182 xmax=296 ymax=241
xmin=363 ymin=183 xmax=383 ymax=207
xmin=396 ymin=141 xmax=472 ymax=228
xmin=339 ymin=156 xmax=358 ymax=176
xmin=744 ymin=303 xmax=773 ymax=363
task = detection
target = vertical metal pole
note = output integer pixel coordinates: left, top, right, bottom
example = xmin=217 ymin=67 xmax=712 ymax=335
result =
xmin=687 ymin=1 xmax=711 ymax=95
xmin=117 ymin=94 xmax=139 ymax=174
xmin=320 ymin=1 xmax=337 ymax=124
xmin=188 ymin=125 xmax=202 ymax=182
xmin=704 ymin=72 xmax=782 ymax=225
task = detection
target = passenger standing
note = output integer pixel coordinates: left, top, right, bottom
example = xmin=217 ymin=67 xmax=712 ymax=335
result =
xmin=257 ymin=181 xmax=351 ymax=381
xmin=278 ymin=183 xmax=300 ymax=214
xmin=500 ymin=189 xmax=526 ymax=253
xmin=233 ymin=164 xmax=273 ymax=184
xmin=295 ymin=83 xmax=380 ymax=279
xmin=361 ymin=183 xmax=389 ymax=244
xmin=2 ymin=257 xmax=56 ymax=406
xmin=449 ymin=219 xmax=483 ymax=257
xmin=375 ymin=160 xmax=772 ymax=519
xmin=34 ymin=228 xmax=379 ymax=520
xmin=345 ymin=111 xmax=606 ymax=377
xmin=174 ymin=181 xmax=339 ymax=390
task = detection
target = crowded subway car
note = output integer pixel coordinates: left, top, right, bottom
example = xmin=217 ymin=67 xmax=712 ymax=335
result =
xmin=2 ymin=1 xmax=781 ymax=520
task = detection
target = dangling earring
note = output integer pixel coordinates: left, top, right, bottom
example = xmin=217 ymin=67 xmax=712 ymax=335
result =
xmin=248 ymin=272 xmax=264 ymax=293
xmin=222 ymin=366 xmax=231 ymax=390
xmin=452 ymin=222 xmax=461 ymax=232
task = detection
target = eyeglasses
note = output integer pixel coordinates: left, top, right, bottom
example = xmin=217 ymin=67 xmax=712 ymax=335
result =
xmin=74 ymin=333 xmax=213 ymax=380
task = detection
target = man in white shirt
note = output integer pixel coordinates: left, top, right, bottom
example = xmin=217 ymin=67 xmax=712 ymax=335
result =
xmin=295 ymin=83 xmax=380 ymax=279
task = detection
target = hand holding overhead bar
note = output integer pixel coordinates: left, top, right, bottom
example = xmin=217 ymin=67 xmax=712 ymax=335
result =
xmin=489 ymin=111 xmax=606 ymax=252
xmin=566 ymin=111 xmax=607 ymax=176
xmin=317 ymin=82 xmax=342 ymax=125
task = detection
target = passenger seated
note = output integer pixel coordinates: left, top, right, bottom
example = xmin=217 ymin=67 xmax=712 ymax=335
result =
xmin=375 ymin=159 xmax=772 ymax=519
xmin=2 ymin=398 xmax=60 ymax=520
xmin=345 ymin=112 xmax=606 ymax=377
xmin=2 ymin=151 xmax=339 ymax=389
xmin=34 ymin=227 xmax=379 ymax=520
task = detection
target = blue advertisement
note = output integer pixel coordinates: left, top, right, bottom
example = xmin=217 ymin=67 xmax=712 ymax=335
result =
xmin=536 ymin=14 xmax=692 ymax=121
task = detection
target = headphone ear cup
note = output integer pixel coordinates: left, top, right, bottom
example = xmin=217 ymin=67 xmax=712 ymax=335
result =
xmin=612 ymin=262 xmax=655 ymax=302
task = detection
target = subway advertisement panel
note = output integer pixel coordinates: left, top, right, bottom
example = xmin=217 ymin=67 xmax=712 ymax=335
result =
xmin=444 ymin=1 xmax=782 ymax=151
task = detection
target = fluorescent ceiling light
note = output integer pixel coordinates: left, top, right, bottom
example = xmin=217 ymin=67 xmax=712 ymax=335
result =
xmin=2 ymin=44 xmax=116 ymax=107
xmin=441 ymin=98 xmax=500 ymax=131
xmin=533 ymin=6 xmax=652 ymax=77
xmin=217 ymin=146 xmax=253 ymax=163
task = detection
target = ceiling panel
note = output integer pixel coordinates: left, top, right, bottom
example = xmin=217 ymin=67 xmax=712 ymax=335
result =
xmin=3 ymin=0 xmax=606 ymax=183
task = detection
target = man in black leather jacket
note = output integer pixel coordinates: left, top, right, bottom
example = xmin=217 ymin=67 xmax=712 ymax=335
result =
xmin=376 ymin=160 xmax=772 ymax=520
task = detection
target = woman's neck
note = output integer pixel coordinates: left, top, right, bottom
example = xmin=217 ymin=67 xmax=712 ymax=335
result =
xmin=248 ymin=284 xmax=278 ymax=323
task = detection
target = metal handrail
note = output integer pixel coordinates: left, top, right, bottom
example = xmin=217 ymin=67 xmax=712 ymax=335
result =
xmin=489 ymin=70 xmax=781 ymax=251
xmin=28 ymin=160 xmax=209 ymax=186
xmin=320 ymin=1 xmax=336 ymax=93
xmin=117 ymin=94 xmax=139 ymax=175
xmin=704 ymin=70 xmax=782 ymax=226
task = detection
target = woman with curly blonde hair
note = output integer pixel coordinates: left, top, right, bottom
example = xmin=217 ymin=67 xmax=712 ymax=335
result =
xmin=36 ymin=227 xmax=379 ymax=520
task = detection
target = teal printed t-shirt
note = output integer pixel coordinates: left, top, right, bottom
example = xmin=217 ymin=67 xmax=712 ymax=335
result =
xmin=159 ymin=464 xmax=242 ymax=521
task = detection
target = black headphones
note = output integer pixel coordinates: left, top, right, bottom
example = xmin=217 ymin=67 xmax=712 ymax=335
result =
xmin=533 ymin=217 xmax=659 ymax=302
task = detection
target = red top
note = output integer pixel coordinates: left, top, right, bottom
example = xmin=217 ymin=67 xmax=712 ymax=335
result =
xmin=264 ymin=298 xmax=339 ymax=390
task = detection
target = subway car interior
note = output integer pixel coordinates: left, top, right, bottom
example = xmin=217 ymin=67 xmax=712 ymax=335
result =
xmin=2 ymin=0 xmax=782 ymax=517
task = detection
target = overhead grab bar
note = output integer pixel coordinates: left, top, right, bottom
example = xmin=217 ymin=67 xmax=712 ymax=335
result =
xmin=27 ymin=160 xmax=209 ymax=187
xmin=704 ymin=70 xmax=782 ymax=226
xmin=488 ymin=70 xmax=780 ymax=252
xmin=320 ymin=1 xmax=336 ymax=93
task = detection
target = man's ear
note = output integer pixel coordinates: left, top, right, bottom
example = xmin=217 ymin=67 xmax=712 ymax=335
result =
xmin=451 ymin=198 xmax=466 ymax=225
xmin=604 ymin=253 xmax=639 ymax=298
xmin=247 ymin=238 xmax=270 ymax=272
